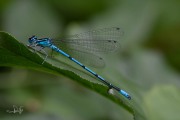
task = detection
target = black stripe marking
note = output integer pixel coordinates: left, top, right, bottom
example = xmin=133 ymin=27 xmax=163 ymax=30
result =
xmin=69 ymin=56 xmax=72 ymax=60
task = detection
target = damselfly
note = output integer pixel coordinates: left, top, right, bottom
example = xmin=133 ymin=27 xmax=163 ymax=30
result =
xmin=27 ymin=27 xmax=131 ymax=100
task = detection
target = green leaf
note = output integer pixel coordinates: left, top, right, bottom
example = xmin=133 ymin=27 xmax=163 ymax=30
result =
xmin=0 ymin=32 xmax=134 ymax=116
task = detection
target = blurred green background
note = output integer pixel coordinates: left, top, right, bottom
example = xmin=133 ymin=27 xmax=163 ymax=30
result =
xmin=0 ymin=0 xmax=180 ymax=120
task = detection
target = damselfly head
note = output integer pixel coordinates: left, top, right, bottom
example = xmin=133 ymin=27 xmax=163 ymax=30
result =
xmin=28 ymin=35 xmax=37 ymax=43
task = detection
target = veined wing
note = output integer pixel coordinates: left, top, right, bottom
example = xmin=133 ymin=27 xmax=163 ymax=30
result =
xmin=53 ymin=27 xmax=123 ymax=53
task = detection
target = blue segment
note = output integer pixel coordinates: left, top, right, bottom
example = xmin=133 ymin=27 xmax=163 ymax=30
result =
xmin=120 ymin=90 xmax=131 ymax=100
xmin=97 ymin=75 xmax=105 ymax=81
xmin=84 ymin=66 xmax=96 ymax=75
xmin=38 ymin=39 xmax=52 ymax=47
xmin=50 ymin=45 xmax=58 ymax=49
xmin=71 ymin=58 xmax=83 ymax=66
xmin=27 ymin=28 xmax=131 ymax=100
xmin=57 ymin=48 xmax=70 ymax=57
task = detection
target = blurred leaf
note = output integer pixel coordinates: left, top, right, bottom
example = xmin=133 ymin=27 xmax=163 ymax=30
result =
xmin=44 ymin=0 xmax=109 ymax=22
xmin=0 ymin=0 xmax=12 ymax=29
xmin=0 ymin=0 xmax=12 ymax=12
xmin=146 ymin=24 xmax=180 ymax=72
xmin=145 ymin=1 xmax=180 ymax=73
xmin=143 ymin=85 xmax=180 ymax=120
xmin=0 ymin=32 xmax=134 ymax=118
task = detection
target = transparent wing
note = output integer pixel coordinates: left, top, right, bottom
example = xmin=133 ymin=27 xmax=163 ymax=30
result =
xmin=71 ymin=51 xmax=105 ymax=68
xmin=53 ymin=27 xmax=123 ymax=53
xmin=51 ymin=27 xmax=123 ymax=68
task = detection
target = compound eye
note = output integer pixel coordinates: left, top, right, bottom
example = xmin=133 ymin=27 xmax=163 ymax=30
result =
xmin=29 ymin=35 xmax=37 ymax=40
xmin=28 ymin=35 xmax=37 ymax=43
